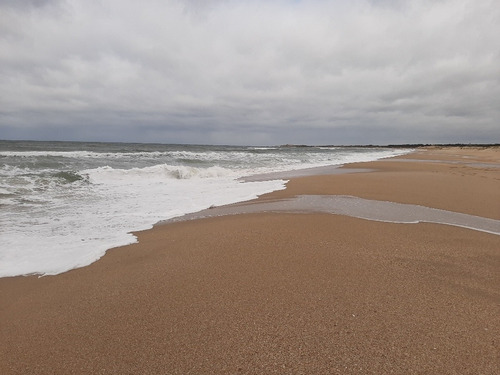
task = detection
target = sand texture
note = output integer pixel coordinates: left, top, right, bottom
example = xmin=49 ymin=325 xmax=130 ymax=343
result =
xmin=1 ymin=147 xmax=499 ymax=374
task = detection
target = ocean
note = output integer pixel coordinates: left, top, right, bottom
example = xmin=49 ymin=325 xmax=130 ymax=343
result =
xmin=0 ymin=140 xmax=409 ymax=277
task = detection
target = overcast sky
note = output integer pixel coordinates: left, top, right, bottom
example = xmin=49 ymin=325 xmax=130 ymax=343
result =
xmin=1 ymin=0 xmax=499 ymax=145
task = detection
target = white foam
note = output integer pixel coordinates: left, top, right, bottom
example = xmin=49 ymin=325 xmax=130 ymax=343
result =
xmin=0 ymin=164 xmax=286 ymax=277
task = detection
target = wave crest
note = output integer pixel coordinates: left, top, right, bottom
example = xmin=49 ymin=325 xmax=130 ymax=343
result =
xmin=84 ymin=164 xmax=236 ymax=183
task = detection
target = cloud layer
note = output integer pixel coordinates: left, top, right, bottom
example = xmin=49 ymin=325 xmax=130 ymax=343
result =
xmin=1 ymin=0 xmax=499 ymax=145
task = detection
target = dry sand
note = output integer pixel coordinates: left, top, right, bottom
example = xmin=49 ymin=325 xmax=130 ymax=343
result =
xmin=1 ymin=147 xmax=499 ymax=374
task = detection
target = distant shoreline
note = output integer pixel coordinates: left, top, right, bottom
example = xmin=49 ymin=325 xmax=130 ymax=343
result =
xmin=2 ymin=138 xmax=499 ymax=149
xmin=279 ymin=143 xmax=500 ymax=148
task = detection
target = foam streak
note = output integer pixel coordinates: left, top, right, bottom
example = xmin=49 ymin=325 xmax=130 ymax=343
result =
xmin=167 ymin=195 xmax=500 ymax=236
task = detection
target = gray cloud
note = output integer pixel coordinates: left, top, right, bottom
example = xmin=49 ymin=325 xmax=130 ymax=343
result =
xmin=1 ymin=0 xmax=499 ymax=145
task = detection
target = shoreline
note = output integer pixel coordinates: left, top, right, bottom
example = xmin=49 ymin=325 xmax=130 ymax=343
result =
xmin=0 ymin=144 xmax=407 ymax=279
xmin=1 ymin=147 xmax=499 ymax=374
xmin=163 ymin=148 xmax=500 ymax=235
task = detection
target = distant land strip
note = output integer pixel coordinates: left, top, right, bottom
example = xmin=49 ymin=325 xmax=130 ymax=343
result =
xmin=278 ymin=143 xmax=500 ymax=148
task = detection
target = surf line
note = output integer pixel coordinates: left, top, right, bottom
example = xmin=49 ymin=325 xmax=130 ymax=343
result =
xmin=164 ymin=195 xmax=500 ymax=236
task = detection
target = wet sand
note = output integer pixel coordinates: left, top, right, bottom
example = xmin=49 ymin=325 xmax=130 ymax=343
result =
xmin=1 ymin=147 xmax=499 ymax=374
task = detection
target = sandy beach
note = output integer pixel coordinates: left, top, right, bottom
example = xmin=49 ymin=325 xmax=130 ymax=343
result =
xmin=1 ymin=147 xmax=499 ymax=374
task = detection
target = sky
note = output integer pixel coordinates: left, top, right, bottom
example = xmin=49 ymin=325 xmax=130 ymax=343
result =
xmin=1 ymin=0 xmax=499 ymax=146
